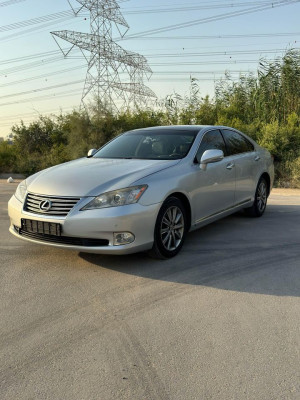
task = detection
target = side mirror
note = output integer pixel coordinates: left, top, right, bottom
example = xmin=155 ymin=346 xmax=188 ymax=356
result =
xmin=87 ymin=148 xmax=97 ymax=158
xmin=200 ymin=149 xmax=224 ymax=170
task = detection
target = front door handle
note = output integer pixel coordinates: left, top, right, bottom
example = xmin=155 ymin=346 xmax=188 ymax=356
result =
xmin=226 ymin=162 xmax=235 ymax=170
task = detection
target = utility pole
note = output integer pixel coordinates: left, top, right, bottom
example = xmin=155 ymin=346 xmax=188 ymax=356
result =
xmin=51 ymin=0 xmax=155 ymax=112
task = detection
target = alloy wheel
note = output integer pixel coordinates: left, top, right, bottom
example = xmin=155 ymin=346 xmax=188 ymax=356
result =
xmin=257 ymin=180 xmax=267 ymax=213
xmin=160 ymin=206 xmax=184 ymax=251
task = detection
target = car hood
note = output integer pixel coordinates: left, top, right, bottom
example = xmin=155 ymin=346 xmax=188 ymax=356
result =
xmin=26 ymin=157 xmax=180 ymax=197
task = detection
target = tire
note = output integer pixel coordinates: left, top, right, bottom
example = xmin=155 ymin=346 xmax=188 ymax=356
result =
xmin=149 ymin=197 xmax=187 ymax=259
xmin=244 ymin=177 xmax=268 ymax=217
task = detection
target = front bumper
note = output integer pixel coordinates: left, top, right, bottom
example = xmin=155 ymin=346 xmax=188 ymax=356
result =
xmin=8 ymin=195 xmax=161 ymax=254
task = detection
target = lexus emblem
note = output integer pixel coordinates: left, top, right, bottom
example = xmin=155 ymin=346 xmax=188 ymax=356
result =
xmin=39 ymin=200 xmax=52 ymax=212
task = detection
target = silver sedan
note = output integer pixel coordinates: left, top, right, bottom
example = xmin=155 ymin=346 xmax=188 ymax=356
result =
xmin=8 ymin=125 xmax=274 ymax=258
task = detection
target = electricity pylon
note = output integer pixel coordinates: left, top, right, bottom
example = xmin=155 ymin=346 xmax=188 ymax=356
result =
xmin=51 ymin=0 xmax=156 ymax=112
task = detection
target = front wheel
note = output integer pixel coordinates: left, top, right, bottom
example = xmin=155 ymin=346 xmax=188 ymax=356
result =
xmin=244 ymin=177 xmax=268 ymax=217
xmin=149 ymin=197 xmax=187 ymax=259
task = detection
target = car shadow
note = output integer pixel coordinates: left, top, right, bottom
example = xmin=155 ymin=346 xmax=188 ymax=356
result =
xmin=79 ymin=204 xmax=300 ymax=297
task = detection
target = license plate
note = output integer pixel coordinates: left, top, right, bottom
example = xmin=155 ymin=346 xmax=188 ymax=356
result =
xmin=21 ymin=219 xmax=62 ymax=236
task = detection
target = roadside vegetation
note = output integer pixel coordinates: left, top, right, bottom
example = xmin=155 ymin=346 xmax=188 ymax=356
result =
xmin=1 ymin=49 xmax=300 ymax=187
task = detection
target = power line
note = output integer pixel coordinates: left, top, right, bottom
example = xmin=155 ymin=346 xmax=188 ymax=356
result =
xmin=122 ymin=1 xmax=279 ymax=14
xmin=1 ymin=107 xmax=76 ymax=123
xmin=0 ymin=88 xmax=83 ymax=108
xmin=0 ymin=49 xmax=66 ymax=66
xmin=0 ymin=45 xmax=294 ymax=77
xmin=0 ymin=76 xmax=234 ymax=109
xmin=0 ymin=9 xmax=87 ymax=33
xmin=122 ymin=0 xmax=270 ymax=8
xmin=1 ymin=1 xmax=298 ymax=43
xmin=0 ymin=1 xmax=283 ymax=35
xmin=1 ymin=36 xmax=297 ymax=66
xmin=0 ymin=65 xmax=253 ymax=89
xmin=0 ymin=55 xmax=69 ymax=75
xmin=144 ymin=48 xmax=291 ymax=58
xmin=150 ymin=60 xmax=273 ymax=66
xmin=126 ymin=32 xmax=300 ymax=41
xmin=121 ymin=0 xmax=300 ymax=39
xmin=0 ymin=70 xmax=254 ymax=111
xmin=0 ymin=65 xmax=86 ymax=88
xmin=0 ymin=79 xmax=84 ymax=100
xmin=0 ymin=16 xmax=81 ymax=42
xmin=0 ymin=65 xmax=259 ymax=104
xmin=0 ymin=0 xmax=26 ymax=7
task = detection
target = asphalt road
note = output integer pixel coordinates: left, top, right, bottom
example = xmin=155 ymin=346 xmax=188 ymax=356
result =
xmin=1 ymin=182 xmax=299 ymax=400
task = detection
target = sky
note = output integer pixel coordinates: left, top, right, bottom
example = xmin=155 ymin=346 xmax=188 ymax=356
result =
xmin=1 ymin=0 xmax=300 ymax=137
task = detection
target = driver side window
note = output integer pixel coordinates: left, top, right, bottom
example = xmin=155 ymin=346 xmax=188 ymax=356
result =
xmin=196 ymin=130 xmax=226 ymax=162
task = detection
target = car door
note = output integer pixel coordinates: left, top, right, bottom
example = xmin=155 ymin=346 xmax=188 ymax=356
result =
xmin=221 ymin=129 xmax=258 ymax=206
xmin=192 ymin=129 xmax=236 ymax=223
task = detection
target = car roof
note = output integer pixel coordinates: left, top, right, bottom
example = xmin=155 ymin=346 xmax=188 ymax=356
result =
xmin=130 ymin=125 xmax=236 ymax=133
xmin=130 ymin=125 xmax=209 ymax=134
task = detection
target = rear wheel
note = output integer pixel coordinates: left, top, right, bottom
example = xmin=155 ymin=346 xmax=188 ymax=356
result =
xmin=149 ymin=197 xmax=187 ymax=259
xmin=244 ymin=177 xmax=268 ymax=217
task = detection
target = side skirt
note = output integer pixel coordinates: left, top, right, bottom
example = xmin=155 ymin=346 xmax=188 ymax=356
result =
xmin=190 ymin=199 xmax=253 ymax=232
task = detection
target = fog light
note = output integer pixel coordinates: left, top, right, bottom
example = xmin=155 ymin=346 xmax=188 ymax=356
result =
xmin=113 ymin=232 xmax=135 ymax=246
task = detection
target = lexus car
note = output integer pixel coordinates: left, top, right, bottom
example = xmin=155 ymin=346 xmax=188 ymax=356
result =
xmin=8 ymin=125 xmax=274 ymax=258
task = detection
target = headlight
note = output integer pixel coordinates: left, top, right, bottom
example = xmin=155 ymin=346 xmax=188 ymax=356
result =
xmin=15 ymin=180 xmax=27 ymax=202
xmin=81 ymin=185 xmax=148 ymax=210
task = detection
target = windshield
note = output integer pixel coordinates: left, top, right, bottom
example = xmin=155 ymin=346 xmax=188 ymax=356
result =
xmin=93 ymin=129 xmax=199 ymax=160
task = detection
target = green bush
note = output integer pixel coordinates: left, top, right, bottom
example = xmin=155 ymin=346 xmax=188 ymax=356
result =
xmin=0 ymin=141 xmax=16 ymax=173
xmin=2 ymin=50 xmax=300 ymax=187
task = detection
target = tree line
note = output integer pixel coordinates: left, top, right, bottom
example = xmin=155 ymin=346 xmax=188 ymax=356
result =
xmin=1 ymin=49 xmax=299 ymax=187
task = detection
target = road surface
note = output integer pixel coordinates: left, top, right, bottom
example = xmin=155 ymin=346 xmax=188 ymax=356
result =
xmin=1 ymin=182 xmax=299 ymax=399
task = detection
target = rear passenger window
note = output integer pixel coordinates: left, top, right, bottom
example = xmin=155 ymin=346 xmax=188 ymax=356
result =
xmin=196 ymin=130 xmax=226 ymax=162
xmin=221 ymin=129 xmax=254 ymax=155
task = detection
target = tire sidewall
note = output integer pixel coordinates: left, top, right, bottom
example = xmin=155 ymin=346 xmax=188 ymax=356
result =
xmin=254 ymin=177 xmax=268 ymax=217
xmin=153 ymin=197 xmax=187 ymax=258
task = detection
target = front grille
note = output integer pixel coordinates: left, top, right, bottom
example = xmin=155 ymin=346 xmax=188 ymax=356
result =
xmin=24 ymin=193 xmax=81 ymax=217
xmin=15 ymin=226 xmax=109 ymax=247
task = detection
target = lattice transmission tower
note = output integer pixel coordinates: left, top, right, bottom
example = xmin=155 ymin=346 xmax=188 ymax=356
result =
xmin=51 ymin=0 xmax=156 ymax=112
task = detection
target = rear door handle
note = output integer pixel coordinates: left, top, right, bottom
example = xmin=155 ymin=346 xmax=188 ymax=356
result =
xmin=254 ymin=155 xmax=260 ymax=161
xmin=226 ymin=162 xmax=235 ymax=170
